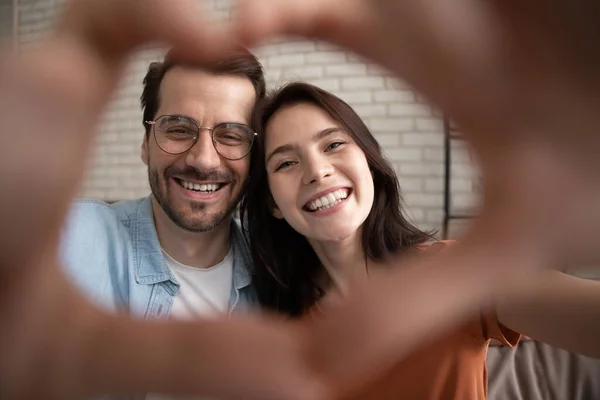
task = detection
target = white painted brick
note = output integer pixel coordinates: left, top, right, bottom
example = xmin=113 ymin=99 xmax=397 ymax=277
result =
xmin=353 ymin=104 xmax=387 ymax=118
xmin=280 ymin=66 xmax=324 ymax=80
xmin=347 ymin=53 xmax=368 ymax=63
xmin=421 ymin=223 xmax=443 ymax=236
xmin=373 ymin=133 xmax=400 ymax=147
xmin=388 ymin=104 xmax=431 ymax=117
xmin=416 ymin=117 xmax=444 ymax=131
xmin=424 ymin=178 xmax=444 ymax=193
xmin=83 ymin=190 xmax=109 ymax=200
xmin=424 ymin=148 xmax=444 ymax=162
xmin=404 ymin=193 xmax=444 ymax=208
xmin=450 ymin=143 xmax=473 ymax=164
xmin=307 ymin=78 xmax=340 ymax=92
xmin=385 ymin=77 xmax=409 ymax=90
xmin=341 ymin=76 xmax=385 ymax=90
xmin=450 ymin=178 xmax=475 ymax=193
xmin=368 ymin=117 xmax=414 ymax=132
xmin=278 ymin=40 xmax=317 ymax=54
xmin=316 ymin=41 xmax=342 ymax=51
xmin=426 ymin=210 xmax=445 ymax=224
xmin=431 ymin=107 xmax=444 ymax=119
xmin=251 ymin=44 xmax=279 ymax=58
xmin=451 ymin=163 xmax=478 ymax=179
xmin=405 ymin=207 xmax=425 ymax=222
xmin=402 ymin=132 xmax=443 ymax=147
xmin=269 ymin=53 xmax=304 ymax=68
xmin=266 ymin=71 xmax=283 ymax=84
xmin=398 ymin=163 xmax=444 ymax=177
xmin=398 ymin=177 xmax=422 ymax=192
xmin=415 ymin=93 xmax=433 ymax=104
xmin=373 ymin=90 xmax=415 ymax=103
xmin=366 ymin=64 xmax=392 ymax=76
xmin=325 ymin=63 xmax=367 ymax=77
xmin=445 ymin=220 xmax=473 ymax=240
xmin=340 ymin=91 xmax=373 ymax=104
xmin=305 ymin=51 xmax=347 ymax=64
xmin=452 ymin=193 xmax=479 ymax=212
xmin=386 ymin=148 xmax=422 ymax=162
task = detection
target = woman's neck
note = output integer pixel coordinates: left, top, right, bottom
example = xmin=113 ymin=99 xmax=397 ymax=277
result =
xmin=308 ymin=230 xmax=369 ymax=297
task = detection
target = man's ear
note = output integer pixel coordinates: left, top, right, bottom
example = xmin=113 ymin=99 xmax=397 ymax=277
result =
xmin=141 ymin=134 xmax=149 ymax=165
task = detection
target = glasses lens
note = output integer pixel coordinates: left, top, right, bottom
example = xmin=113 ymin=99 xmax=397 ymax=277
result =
xmin=154 ymin=116 xmax=197 ymax=154
xmin=212 ymin=123 xmax=254 ymax=160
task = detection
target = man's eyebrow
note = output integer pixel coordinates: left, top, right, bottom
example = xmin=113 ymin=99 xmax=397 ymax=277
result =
xmin=162 ymin=114 xmax=248 ymax=126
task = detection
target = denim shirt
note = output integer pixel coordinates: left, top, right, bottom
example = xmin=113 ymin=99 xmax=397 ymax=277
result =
xmin=59 ymin=196 xmax=257 ymax=320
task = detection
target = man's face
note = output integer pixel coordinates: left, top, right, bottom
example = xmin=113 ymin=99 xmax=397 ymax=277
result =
xmin=142 ymin=66 xmax=256 ymax=232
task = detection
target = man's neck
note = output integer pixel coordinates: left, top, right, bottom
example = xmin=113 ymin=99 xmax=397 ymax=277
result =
xmin=151 ymin=200 xmax=232 ymax=269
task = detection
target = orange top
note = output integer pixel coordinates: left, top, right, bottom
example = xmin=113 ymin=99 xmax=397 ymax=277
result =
xmin=314 ymin=241 xmax=520 ymax=400
xmin=342 ymin=313 xmax=519 ymax=400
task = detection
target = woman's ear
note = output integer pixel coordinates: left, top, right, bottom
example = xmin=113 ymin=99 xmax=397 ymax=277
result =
xmin=268 ymin=194 xmax=284 ymax=219
xmin=272 ymin=206 xmax=284 ymax=219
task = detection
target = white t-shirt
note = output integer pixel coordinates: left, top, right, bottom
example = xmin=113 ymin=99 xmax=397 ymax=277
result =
xmin=146 ymin=248 xmax=234 ymax=400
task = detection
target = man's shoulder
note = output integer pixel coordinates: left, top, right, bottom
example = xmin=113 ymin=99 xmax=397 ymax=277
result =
xmin=69 ymin=197 xmax=144 ymax=224
xmin=231 ymin=218 xmax=252 ymax=264
xmin=61 ymin=197 xmax=149 ymax=255
xmin=60 ymin=198 xmax=147 ymax=313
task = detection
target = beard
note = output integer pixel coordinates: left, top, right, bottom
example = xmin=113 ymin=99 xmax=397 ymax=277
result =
xmin=148 ymin=164 xmax=243 ymax=232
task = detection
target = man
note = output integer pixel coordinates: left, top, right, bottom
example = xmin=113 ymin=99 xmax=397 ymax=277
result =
xmin=62 ymin=49 xmax=264 ymax=321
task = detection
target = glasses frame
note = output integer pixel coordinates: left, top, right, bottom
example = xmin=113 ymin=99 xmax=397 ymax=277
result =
xmin=145 ymin=114 xmax=257 ymax=160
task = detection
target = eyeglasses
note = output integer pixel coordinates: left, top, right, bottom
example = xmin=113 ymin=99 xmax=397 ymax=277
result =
xmin=145 ymin=115 xmax=257 ymax=160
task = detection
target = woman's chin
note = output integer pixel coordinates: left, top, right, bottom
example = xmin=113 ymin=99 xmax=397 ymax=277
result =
xmin=309 ymin=227 xmax=361 ymax=244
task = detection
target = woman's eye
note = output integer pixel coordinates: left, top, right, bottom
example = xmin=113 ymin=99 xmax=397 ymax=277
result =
xmin=275 ymin=160 xmax=296 ymax=171
xmin=326 ymin=141 xmax=345 ymax=151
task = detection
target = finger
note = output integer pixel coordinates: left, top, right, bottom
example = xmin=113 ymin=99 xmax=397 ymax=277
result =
xmin=233 ymin=0 xmax=374 ymax=53
xmin=82 ymin=315 xmax=330 ymax=400
xmin=56 ymin=0 xmax=239 ymax=66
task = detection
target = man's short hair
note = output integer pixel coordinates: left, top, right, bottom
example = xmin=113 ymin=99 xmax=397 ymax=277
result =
xmin=141 ymin=48 xmax=266 ymax=135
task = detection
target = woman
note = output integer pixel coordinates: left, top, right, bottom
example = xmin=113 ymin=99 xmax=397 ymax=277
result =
xmin=241 ymin=82 xmax=520 ymax=400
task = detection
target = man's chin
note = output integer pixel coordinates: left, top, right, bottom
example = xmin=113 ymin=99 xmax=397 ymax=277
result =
xmin=168 ymin=206 xmax=233 ymax=233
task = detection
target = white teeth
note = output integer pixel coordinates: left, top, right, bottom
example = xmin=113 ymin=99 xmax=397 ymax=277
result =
xmin=181 ymin=180 xmax=221 ymax=192
xmin=307 ymin=189 xmax=349 ymax=211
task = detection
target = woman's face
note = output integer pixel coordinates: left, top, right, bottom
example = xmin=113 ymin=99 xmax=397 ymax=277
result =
xmin=264 ymin=102 xmax=374 ymax=242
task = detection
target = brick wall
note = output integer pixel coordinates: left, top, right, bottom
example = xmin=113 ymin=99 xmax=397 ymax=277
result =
xmin=15 ymin=0 xmax=480 ymax=235
xmin=0 ymin=0 xmax=13 ymax=45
